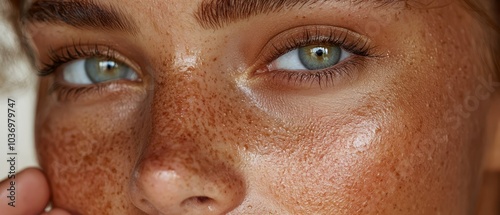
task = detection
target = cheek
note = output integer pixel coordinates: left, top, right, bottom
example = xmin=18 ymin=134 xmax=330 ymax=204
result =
xmin=35 ymin=86 xmax=148 ymax=213
xmin=254 ymin=93 xmax=475 ymax=214
xmin=247 ymin=11 xmax=491 ymax=215
xmin=247 ymin=106 xmax=395 ymax=213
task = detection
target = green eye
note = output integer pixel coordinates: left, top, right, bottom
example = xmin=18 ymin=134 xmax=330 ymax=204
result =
xmin=298 ymin=45 xmax=342 ymax=70
xmin=85 ymin=58 xmax=136 ymax=83
xmin=63 ymin=57 xmax=138 ymax=84
xmin=271 ymin=44 xmax=350 ymax=71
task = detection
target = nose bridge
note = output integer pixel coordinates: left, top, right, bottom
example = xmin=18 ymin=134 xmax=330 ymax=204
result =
xmin=129 ymin=62 xmax=246 ymax=214
xmin=153 ymin=54 xmax=219 ymax=138
xmin=153 ymin=80 xmax=212 ymax=140
xmin=150 ymin=48 xmax=246 ymax=149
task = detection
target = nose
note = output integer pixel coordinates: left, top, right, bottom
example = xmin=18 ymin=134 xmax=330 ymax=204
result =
xmin=129 ymin=144 xmax=245 ymax=215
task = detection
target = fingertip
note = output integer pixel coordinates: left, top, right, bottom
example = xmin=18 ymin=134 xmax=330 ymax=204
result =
xmin=19 ymin=167 xmax=51 ymax=194
xmin=45 ymin=208 xmax=73 ymax=215
xmin=0 ymin=168 xmax=51 ymax=214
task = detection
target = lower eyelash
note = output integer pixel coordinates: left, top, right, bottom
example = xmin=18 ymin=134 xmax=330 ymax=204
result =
xmin=267 ymin=56 xmax=365 ymax=88
xmin=37 ymin=43 xmax=117 ymax=101
xmin=253 ymin=26 xmax=374 ymax=88
xmin=49 ymin=81 xmax=102 ymax=101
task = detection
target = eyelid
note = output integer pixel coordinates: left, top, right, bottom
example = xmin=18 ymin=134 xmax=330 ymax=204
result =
xmin=37 ymin=43 xmax=144 ymax=102
xmin=245 ymin=25 xmax=377 ymax=89
xmin=250 ymin=25 xmax=373 ymax=73
xmin=39 ymin=43 xmax=142 ymax=81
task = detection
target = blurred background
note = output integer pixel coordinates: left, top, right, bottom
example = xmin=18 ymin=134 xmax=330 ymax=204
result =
xmin=0 ymin=85 xmax=38 ymax=179
xmin=0 ymin=0 xmax=38 ymax=179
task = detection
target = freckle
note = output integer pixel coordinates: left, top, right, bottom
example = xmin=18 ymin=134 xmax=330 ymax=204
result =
xmin=213 ymin=57 xmax=217 ymax=62
xmin=83 ymin=155 xmax=92 ymax=164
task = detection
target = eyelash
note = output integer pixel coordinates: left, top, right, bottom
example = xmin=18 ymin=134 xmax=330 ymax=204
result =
xmin=39 ymin=43 xmax=119 ymax=77
xmin=38 ymin=27 xmax=372 ymax=100
xmin=38 ymin=43 xmax=132 ymax=100
xmin=256 ymin=26 xmax=374 ymax=88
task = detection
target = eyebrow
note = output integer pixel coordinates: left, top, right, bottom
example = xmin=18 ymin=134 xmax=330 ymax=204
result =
xmin=24 ymin=0 xmax=138 ymax=34
xmin=195 ymin=0 xmax=405 ymax=29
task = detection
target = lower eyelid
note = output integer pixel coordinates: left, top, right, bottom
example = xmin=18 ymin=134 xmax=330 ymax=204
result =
xmin=247 ymin=25 xmax=373 ymax=89
xmin=250 ymin=55 xmax=367 ymax=90
xmin=49 ymin=78 xmax=144 ymax=102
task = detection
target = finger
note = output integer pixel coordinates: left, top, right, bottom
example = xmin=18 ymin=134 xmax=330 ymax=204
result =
xmin=0 ymin=168 xmax=50 ymax=215
xmin=41 ymin=208 xmax=72 ymax=215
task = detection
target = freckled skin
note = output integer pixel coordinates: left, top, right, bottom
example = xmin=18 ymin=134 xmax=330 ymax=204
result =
xmin=31 ymin=0 xmax=498 ymax=214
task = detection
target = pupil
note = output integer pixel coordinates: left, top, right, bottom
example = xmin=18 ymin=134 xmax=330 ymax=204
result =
xmin=99 ymin=61 xmax=117 ymax=72
xmin=315 ymin=49 xmax=324 ymax=57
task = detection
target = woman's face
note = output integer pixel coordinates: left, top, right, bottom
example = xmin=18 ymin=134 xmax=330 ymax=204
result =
xmin=28 ymin=0 xmax=498 ymax=214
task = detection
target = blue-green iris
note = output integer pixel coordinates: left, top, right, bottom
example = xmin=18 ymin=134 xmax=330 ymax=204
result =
xmin=298 ymin=45 xmax=342 ymax=70
xmin=84 ymin=57 xmax=137 ymax=83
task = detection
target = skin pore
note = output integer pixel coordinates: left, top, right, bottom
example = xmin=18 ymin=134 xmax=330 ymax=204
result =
xmin=17 ymin=0 xmax=500 ymax=214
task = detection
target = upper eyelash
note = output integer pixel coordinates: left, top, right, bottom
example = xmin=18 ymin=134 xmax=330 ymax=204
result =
xmin=38 ymin=42 xmax=118 ymax=77
xmin=251 ymin=26 xmax=375 ymax=88
xmin=38 ymin=28 xmax=370 ymax=90
xmin=265 ymin=27 xmax=372 ymax=65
